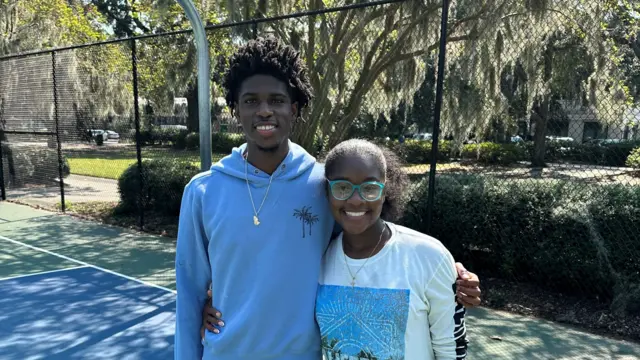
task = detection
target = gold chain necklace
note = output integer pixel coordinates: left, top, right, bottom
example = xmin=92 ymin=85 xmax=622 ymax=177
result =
xmin=244 ymin=152 xmax=274 ymax=226
xmin=342 ymin=223 xmax=387 ymax=287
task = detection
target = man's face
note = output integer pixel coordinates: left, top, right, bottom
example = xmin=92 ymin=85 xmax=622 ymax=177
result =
xmin=236 ymin=74 xmax=298 ymax=152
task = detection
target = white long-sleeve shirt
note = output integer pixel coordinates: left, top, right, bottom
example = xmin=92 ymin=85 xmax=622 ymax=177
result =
xmin=315 ymin=222 xmax=467 ymax=360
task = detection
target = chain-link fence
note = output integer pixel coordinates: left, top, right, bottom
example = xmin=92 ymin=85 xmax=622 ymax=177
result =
xmin=1 ymin=0 xmax=639 ymax=352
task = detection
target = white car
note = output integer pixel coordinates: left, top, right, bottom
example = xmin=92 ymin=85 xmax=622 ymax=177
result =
xmin=413 ymin=133 xmax=433 ymax=141
xmin=88 ymin=129 xmax=108 ymax=141
xmin=105 ymin=130 xmax=120 ymax=140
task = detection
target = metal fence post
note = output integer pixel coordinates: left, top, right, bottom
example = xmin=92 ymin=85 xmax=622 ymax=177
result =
xmin=176 ymin=0 xmax=211 ymax=171
xmin=252 ymin=21 xmax=258 ymax=39
xmin=131 ymin=39 xmax=145 ymax=229
xmin=52 ymin=51 xmax=66 ymax=212
xmin=0 ymin=135 xmax=5 ymax=201
xmin=426 ymin=0 xmax=450 ymax=235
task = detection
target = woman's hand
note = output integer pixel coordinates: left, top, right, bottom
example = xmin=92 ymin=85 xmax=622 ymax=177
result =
xmin=200 ymin=289 xmax=225 ymax=339
xmin=455 ymin=262 xmax=482 ymax=308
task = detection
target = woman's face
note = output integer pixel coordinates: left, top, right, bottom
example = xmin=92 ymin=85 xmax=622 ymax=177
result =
xmin=326 ymin=154 xmax=385 ymax=235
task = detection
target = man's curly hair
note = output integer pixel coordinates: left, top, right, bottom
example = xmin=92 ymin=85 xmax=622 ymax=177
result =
xmin=222 ymin=36 xmax=314 ymax=116
xmin=324 ymin=139 xmax=409 ymax=222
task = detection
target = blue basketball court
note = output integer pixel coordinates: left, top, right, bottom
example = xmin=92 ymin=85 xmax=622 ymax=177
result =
xmin=0 ymin=202 xmax=176 ymax=359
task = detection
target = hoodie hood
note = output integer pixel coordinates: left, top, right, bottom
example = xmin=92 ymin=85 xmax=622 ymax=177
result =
xmin=211 ymin=140 xmax=317 ymax=183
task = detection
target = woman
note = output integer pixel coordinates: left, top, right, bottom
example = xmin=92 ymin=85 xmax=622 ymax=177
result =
xmin=202 ymin=139 xmax=472 ymax=359
xmin=315 ymin=139 xmax=466 ymax=359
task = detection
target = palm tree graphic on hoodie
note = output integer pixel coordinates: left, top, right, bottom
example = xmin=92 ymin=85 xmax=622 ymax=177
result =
xmin=293 ymin=206 xmax=319 ymax=238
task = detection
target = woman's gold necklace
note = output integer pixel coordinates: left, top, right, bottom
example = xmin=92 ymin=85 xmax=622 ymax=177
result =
xmin=342 ymin=223 xmax=387 ymax=287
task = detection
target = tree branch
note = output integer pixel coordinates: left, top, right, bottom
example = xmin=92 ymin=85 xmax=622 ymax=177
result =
xmin=359 ymin=2 xmax=404 ymax=78
xmin=131 ymin=0 xmax=151 ymax=33
xmin=365 ymin=3 xmax=442 ymax=87
xmin=306 ymin=0 xmax=318 ymax=85
xmin=331 ymin=5 xmax=355 ymax=53
xmin=316 ymin=5 xmax=388 ymax=123
xmin=335 ymin=7 xmax=386 ymax=61
xmin=334 ymin=29 xmax=478 ymax=140
xmin=392 ymin=34 xmax=479 ymax=66
xmin=333 ymin=3 xmax=479 ymax=139
xmin=501 ymin=8 xmax=588 ymax=35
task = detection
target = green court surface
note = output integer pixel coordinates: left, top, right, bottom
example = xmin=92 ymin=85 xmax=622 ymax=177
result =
xmin=466 ymin=307 xmax=640 ymax=359
xmin=0 ymin=241 xmax=80 ymax=279
xmin=0 ymin=202 xmax=52 ymax=222
xmin=0 ymin=202 xmax=176 ymax=289
xmin=1 ymin=201 xmax=639 ymax=359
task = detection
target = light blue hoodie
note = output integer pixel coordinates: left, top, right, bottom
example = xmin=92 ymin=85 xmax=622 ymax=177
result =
xmin=175 ymin=141 xmax=334 ymax=360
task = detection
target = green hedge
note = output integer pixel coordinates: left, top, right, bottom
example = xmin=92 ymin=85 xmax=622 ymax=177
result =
xmin=626 ymin=146 xmax=640 ymax=168
xmin=401 ymin=174 xmax=640 ymax=315
xmin=118 ymin=156 xmax=640 ymax=314
xmin=381 ymin=139 xmax=526 ymax=165
xmin=376 ymin=139 xmax=452 ymax=164
xmin=117 ymin=159 xmax=200 ymax=216
xmin=461 ymin=142 xmax=525 ymax=165
xmin=1 ymin=144 xmax=70 ymax=187
xmin=380 ymin=139 xmax=640 ymax=167
xmin=525 ymin=141 xmax=640 ymax=167
xmin=211 ymin=132 xmax=245 ymax=153
xmin=137 ymin=127 xmax=246 ymax=153
xmin=184 ymin=132 xmax=199 ymax=150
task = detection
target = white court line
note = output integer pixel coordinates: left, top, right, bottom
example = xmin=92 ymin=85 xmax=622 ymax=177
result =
xmin=0 ymin=265 xmax=88 ymax=282
xmin=0 ymin=235 xmax=176 ymax=294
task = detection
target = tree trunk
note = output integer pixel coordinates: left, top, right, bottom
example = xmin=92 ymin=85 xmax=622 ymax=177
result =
xmin=186 ymin=82 xmax=198 ymax=132
xmin=531 ymin=98 xmax=550 ymax=167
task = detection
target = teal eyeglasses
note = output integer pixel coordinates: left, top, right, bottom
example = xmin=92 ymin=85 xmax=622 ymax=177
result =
xmin=328 ymin=180 xmax=385 ymax=201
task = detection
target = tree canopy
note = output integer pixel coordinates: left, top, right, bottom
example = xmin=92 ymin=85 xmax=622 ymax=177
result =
xmin=1 ymin=0 xmax=638 ymax=159
xmin=212 ymin=0 xmax=639 ymax=155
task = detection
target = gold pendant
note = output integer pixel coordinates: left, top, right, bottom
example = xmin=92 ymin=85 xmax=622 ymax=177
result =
xmin=253 ymin=215 xmax=260 ymax=226
xmin=350 ymin=278 xmax=356 ymax=287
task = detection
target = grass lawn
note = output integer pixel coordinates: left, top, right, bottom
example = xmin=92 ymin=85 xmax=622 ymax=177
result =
xmin=66 ymin=147 xmax=637 ymax=186
xmin=66 ymin=147 xmax=436 ymax=180
xmin=67 ymin=148 xmax=227 ymax=180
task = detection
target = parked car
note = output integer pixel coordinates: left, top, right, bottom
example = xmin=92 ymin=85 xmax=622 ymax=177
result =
xmin=87 ymin=129 xmax=108 ymax=141
xmin=546 ymin=136 xmax=574 ymax=143
xmin=583 ymin=138 xmax=624 ymax=146
xmin=413 ymin=133 xmax=432 ymax=141
xmin=105 ymin=130 xmax=120 ymax=140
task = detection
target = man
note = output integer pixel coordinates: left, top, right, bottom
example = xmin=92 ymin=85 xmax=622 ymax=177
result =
xmin=175 ymin=36 xmax=481 ymax=360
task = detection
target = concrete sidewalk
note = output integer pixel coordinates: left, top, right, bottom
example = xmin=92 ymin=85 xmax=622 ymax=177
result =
xmin=5 ymin=174 xmax=119 ymax=208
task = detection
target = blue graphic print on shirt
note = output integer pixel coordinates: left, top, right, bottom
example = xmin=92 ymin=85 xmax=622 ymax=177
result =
xmin=315 ymin=284 xmax=411 ymax=360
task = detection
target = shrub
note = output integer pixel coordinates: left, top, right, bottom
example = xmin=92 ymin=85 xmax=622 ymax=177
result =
xmin=172 ymin=130 xmax=189 ymax=149
xmin=172 ymin=132 xmax=245 ymax=153
xmin=1 ymin=144 xmax=70 ymax=187
xmin=136 ymin=127 xmax=190 ymax=147
xmin=601 ymin=142 xmax=640 ymax=167
xmin=381 ymin=137 xmax=640 ymax=167
xmin=401 ymin=174 xmax=640 ymax=314
xmin=461 ymin=142 xmax=525 ymax=165
xmin=154 ymin=127 xmax=182 ymax=145
xmin=211 ymin=132 xmax=245 ymax=153
xmin=555 ymin=144 xmax=605 ymax=164
xmin=137 ymin=129 xmax=153 ymax=145
xmin=117 ymin=158 xmax=200 ymax=216
xmin=391 ymin=140 xmax=452 ymax=164
xmin=522 ymin=140 xmax=639 ymax=167
xmin=184 ymin=132 xmax=200 ymax=150
xmin=625 ymin=146 xmax=640 ymax=168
